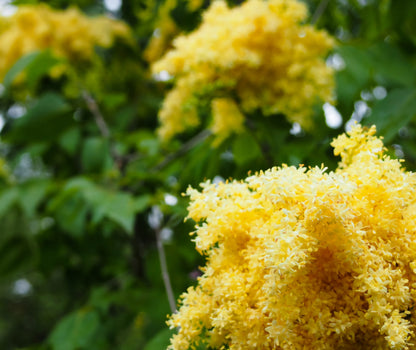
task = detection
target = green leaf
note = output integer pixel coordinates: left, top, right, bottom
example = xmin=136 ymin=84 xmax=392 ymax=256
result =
xmin=3 ymin=51 xmax=40 ymax=89
xmin=100 ymin=192 xmax=136 ymax=233
xmin=88 ymin=287 xmax=115 ymax=313
xmin=18 ymin=179 xmax=50 ymax=217
xmin=102 ymin=92 xmax=126 ymax=110
xmin=0 ymin=235 xmax=34 ymax=278
xmin=81 ymin=137 xmax=110 ymax=173
xmin=2 ymin=49 xmax=61 ymax=90
xmin=232 ymin=132 xmax=262 ymax=166
xmin=48 ymin=309 xmax=100 ymax=350
xmin=368 ymin=42 xmax=416 ymax=87
xmin=336 ymin=46 xmax=372 ymax=84
xmin=87 ymin=190 xmax=149 ymax=234
xmin=390 ymin=0 xmax=416 ymax=45
xmin=0 ymin=210 xmax=35 ymax=279
xmin=144 ymin=328 xmax=174 ymax=350
xmin=335 ymin=46 xmax=372 ymax=108
xmin=24 ymin=49 xmax=63 ymax=89
xmin=364 ymin=88 xmax=416 ymax=142
xmin=63 ymin=177 xmax=92 ymax=192
xmin=179 ymin=142 xmax=215 ymax=187
xmin=59 ymin=178 xmax=150 ymax=234
xmin=59 ymin=127 xmax=81 ymax=155
xmin=49 ymin=191 xmax=89 ymax=237
xmin=7 ymin=93 xmax=73 ymax=143
xmin=135 ymin=194 xmax=151 ymax=213
xmin=0 ymin=187 xmax=19 ymax=217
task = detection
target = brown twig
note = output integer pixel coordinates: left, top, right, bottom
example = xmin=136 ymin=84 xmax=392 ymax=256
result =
xmin=82 ymin=90 xmax=110 ymax=138
xmin=152 ymin=129 xmax=212 ymax=172
xmin=155 ymin=226 xmax=177 ymax=313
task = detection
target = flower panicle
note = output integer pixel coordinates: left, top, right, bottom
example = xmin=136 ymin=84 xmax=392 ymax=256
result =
xmin=169 ymin=124 xmax=416 ymax=349
xmin=153 ymin=0 xmax=335 ymax=144
xmin=0 ymin=3 xmax=131 ymax=81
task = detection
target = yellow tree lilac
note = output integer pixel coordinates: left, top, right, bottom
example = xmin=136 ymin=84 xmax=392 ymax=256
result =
xmin=0 ymin=4 xmax=130 ymax=81
xmin=168 ymin=125 xmax=416 ymax=350
xmin=152 ymin=0 xmax=334 ymax=142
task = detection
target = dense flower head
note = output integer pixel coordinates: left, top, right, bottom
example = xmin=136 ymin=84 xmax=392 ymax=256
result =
xmin=0 ymin=4 xmax=130 ymax=80
xmin=169 ymin=125 xmax=416 ymax=349
xmin=153 ymin=0 xmax=334 ymax=141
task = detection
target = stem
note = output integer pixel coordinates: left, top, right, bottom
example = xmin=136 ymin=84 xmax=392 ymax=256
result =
xmin=82 ymin=90 xmax=110 ymax=138
xmin=311 ymin=0 xmax=330 ymax=25
xmin=155 ymin=226 xmax=177 ymax=314
xmin=153 ymin=129 xmax=211 ymax=171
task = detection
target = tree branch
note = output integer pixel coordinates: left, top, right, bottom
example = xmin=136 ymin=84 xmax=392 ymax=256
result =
xmin=82 ymin=90 xmax=110 ymax=138
xmin=153 ymin=129 xmax=212 ymax=172
xmin=155 ymin=226 xmax=177 ymax=314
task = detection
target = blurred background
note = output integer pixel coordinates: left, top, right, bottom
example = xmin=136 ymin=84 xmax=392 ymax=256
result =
xmin=0 ymin=0 xmax=415 ymax=348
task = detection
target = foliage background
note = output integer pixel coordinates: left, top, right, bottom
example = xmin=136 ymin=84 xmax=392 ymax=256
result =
xmin=0 ymin=0 xmax=415 ymax=349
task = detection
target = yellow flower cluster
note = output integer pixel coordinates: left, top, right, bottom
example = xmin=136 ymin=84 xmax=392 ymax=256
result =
xmin=169 ymin=125 xmax=416 ymax=349
xmin=0 ymin=4 xmax=130 ymax=80
xmin=153 ymin=0 xmax=334 ymax=141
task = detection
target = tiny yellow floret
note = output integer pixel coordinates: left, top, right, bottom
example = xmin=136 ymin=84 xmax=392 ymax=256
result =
xmin=169 ymin=125 xmax=416 ymax=349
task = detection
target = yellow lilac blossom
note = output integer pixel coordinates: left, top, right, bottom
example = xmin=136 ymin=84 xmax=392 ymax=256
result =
xmin=153 ymin=0 xmax=334 ymax=142
xmin=158 ymin=75 xmax=201 ymax=140
xmin=0 ymin=4 xmax=131 ymax=81
xmin=169 ymin=125 xmax=416 ymax=350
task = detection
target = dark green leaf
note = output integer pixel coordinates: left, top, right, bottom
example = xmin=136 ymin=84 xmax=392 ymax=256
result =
xmin=135 ymin=194 xmax=151 ymax=213
xmin=0 ymin=187 xmax=19 ymax=217
xmin=0 ymin=234 xmax=34 ymax=278
xmin=100 ymin=191 xmax=137 ymax=234
xmin=335 ymin=46 xmax=372 ymax=107
xmin=59 ymin=178 xmax=149 ymax=234
xmin=3 ymin=51 xmax=40 ymax=89
xmin=368 ymin=43 xmax=416 ymax=87
xmin=232 ymin=132 xmax=262 ymax=166
xmin=48 ymin=309 xmax=100 ymax=350
xmin=144 ymin=328 xmax=174 ymax=350
xmin=364 ymin=88 xmax=416 ymax=142
xmin=25 ymin=50 xmax=63 ymax=89
xmin=51 ymin=192 xmax=89 ymax=236
xmin=102 ymin=93 xmax=126 ymax=110
xmin=59 ymin=128 xmax=81 ymax=155
xmin=7 ymin=93 xmax=73 ymax=143
xmin=81 ymin=137 xmax=110 ymax=173
xmin=0 ymin=209 xmax=35 ymax=279
xmin=18 ymin=179 xmax=50 ymax=217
